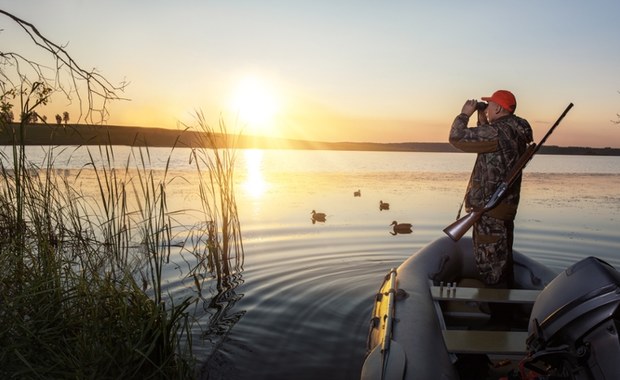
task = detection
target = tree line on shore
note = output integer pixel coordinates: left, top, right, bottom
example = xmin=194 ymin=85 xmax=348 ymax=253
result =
xmin=2 ymin=122 xmax=619 ymax=156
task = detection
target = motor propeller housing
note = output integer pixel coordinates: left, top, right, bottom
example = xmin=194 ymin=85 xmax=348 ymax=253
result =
xmin=525 ymin=257 xmax=620 ymax=379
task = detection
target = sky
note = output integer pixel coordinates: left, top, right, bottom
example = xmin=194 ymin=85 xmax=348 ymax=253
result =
xmin=2 ymin=1 xmax=620 ymax=148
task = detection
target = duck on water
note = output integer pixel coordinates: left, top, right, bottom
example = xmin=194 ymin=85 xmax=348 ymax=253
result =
xmin=389 ymin=221 xmax=412 ymax=235
xmin=361 ymin=235 xmax=620 ymax=380
xmin=311 ymin=210 xmax=326 ymax=223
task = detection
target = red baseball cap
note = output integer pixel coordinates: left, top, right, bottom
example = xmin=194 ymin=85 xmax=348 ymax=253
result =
xmin=482 ymin=90 xmax=517 ymax=113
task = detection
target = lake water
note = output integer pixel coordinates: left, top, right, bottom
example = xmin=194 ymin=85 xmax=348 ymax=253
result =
xmin=4 ymin=146 xmax=620 ymax=380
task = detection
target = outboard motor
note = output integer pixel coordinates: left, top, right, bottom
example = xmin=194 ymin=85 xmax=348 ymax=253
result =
xmin=524 ymin=257 xmax=620 ymax=379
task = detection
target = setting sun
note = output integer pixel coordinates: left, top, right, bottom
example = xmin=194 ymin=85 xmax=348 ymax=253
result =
xmin=230 ymin=76 xmax=279 ymax=135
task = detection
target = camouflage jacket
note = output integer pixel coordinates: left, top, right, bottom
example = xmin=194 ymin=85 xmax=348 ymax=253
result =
xmin=449 ymin=113 xmax=533 ymax=220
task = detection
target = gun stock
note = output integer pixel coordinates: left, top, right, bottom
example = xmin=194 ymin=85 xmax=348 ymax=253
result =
xmin=443 ymin=209 xmax=484 ymax=241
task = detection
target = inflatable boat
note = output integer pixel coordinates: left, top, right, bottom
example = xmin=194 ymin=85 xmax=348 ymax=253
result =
xmin=361 ymin=235 xmax=620 ymax=380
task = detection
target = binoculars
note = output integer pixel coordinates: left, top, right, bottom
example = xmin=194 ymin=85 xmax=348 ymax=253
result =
xmin=475 ymin=102 xmax=488 ymax=111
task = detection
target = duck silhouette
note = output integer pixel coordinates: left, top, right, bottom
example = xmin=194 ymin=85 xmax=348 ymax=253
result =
xmin=354 ymin=189 xmax=361 ymax=197
xmin=379 ymin=200 xmax=390 ymax=211
xmin=390 ymin=220 xmax=412 ymax=235
xmin=311 ymin=210 xmax=327 ymax=224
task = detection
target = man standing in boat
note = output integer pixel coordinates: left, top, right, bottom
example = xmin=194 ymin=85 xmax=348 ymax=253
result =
xmin=449 ymin=90 xmax=533 ymax=288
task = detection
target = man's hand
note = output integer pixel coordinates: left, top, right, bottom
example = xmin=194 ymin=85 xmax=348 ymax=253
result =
xmin=460 ymin=99 xmax=477 ymax=117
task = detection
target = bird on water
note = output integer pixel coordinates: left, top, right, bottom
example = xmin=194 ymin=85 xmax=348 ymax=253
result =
xmin=390 ymin=220 xmax=412 ymax=235
xmin=311 ymin=210 xmax=326 ymax=223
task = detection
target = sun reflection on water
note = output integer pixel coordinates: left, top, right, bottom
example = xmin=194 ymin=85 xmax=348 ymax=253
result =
xmin=242 ymin=149 xmax=268 ymax=199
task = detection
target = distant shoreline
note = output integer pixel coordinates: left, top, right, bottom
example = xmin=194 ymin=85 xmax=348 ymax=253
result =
xmin=2 ymin=122 xmax=620 ymax=156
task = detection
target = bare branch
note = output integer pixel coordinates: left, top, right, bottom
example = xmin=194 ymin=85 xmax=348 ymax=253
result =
xmin=0 ymin=9 xmax=128 ymax=124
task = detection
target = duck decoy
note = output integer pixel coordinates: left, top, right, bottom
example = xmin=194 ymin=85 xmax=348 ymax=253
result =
xmin=390 ymin=220 xmax=412 ymax=235
xmin=354 ymin=189 xmax=361 ymax=197
xmin=311 ymin=210 xmax=327 ymax=223
xmin=379 ymin=200 xmax=390 ymax=210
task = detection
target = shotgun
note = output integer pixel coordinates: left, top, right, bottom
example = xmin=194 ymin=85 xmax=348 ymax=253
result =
xmin=443 ymin=102 xmax=574 ymax=241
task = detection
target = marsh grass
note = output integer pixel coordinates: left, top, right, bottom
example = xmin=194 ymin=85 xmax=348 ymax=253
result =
xmin=0 ymin=116 xmax=244 ymax=379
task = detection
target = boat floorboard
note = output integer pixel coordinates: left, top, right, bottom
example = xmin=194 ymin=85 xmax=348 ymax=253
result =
xmin=442 ymin=330 xmax=529 ymax=355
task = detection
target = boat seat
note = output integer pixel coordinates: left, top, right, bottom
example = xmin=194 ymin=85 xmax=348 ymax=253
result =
xmin=431 ymin=284 xmax=537 ymax=356
xmin=442 ymin=330 xmax=529 ymax=355
xmin=431 ymin=286 xmax=540 ymax=304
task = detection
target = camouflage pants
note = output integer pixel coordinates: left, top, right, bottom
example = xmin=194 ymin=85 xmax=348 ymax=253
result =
xmin=472 ymin=214 xmax=514 ymax=286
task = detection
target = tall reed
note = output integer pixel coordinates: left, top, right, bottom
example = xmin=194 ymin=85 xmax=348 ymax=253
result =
xmin=182 ymin=113 xmax=246 ymax=370
xmin=187 ymin=112 xmax=244 ymax=289
xmin=0 ymin=117 xmax=245 ymax=378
